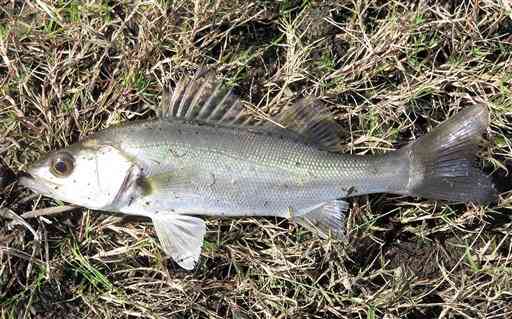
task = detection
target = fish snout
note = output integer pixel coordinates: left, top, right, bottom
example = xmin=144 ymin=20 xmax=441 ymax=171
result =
xmin=18 ymin=171 xmax=53 ymax=196
xmin=18 ymin=171 xmax=37 ymax=189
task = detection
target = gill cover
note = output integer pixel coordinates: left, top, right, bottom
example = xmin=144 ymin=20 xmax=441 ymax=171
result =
xmin=21 ymin=142 xmax=139 ymax=210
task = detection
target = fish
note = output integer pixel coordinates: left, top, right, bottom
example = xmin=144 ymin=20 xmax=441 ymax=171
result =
xmin=19 ymin=73 xmax=497 ymax=270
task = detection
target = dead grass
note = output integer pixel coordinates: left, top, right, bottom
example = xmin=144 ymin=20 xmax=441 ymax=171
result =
xmin=1 ymin=0 xmax=512 ymax=318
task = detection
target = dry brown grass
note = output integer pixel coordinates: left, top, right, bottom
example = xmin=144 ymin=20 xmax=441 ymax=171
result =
xmin=1 ymin=0 xmax=512 ymax=318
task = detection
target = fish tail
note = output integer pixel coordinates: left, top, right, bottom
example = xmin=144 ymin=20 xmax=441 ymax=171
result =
xmin=400 ymin=105 xmax=497 ymax=203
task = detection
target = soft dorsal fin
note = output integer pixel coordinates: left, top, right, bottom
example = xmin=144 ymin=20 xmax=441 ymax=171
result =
xmin=161 ymin=72 xmax=342 ymax=151
xmin=160 ymin=72 xmax=257 ymax=127
xmin=273 ymin=98 xmax=341 ymax=151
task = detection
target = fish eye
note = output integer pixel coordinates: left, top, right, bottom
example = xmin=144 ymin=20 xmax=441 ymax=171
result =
xmin=50 ymin=152 xmax=75 ymax=177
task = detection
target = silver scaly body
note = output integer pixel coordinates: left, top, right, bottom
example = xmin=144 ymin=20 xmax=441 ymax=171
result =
xmin=98 ymin=119 xmax=407 ymax=218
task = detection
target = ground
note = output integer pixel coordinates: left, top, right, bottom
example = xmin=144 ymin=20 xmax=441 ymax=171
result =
xmin=1 ymin=1 xmax=512 ymax=318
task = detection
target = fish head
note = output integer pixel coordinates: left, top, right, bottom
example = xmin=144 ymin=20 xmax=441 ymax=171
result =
xmin=20 ymin=139 xmax=140 ymax=210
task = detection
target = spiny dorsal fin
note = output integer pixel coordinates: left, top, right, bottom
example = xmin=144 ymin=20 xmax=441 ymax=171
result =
xmin=160 ymin=72 xmax=258 ymax=127
xmin=161 ymin=72 xmax=342 ymax=151
xmin=274 ymin=98 xmax=341 ymax=151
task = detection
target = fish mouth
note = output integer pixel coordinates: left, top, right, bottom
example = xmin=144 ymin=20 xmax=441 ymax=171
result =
xmin=18 ymin=172 xmax=53 ymax=196
xmin=18 ymin=171 xmax=34 ymax=188
xmin=18 ymin=171 xmax=33 ymax=181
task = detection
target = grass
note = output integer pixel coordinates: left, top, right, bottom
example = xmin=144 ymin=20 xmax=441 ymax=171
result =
xmin=1 ymin=0 xmax=512 ymax=318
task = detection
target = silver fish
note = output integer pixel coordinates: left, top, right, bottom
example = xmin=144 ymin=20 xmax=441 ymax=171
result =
xmin=20 ymin=74 xmax=497 ymax=269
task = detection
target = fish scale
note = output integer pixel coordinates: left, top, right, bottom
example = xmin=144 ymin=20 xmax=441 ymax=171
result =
xmin=96 ymin=119 xmax=408 ymax=219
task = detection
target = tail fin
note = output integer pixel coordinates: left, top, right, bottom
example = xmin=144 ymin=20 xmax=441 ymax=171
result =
xmin=401 ymin=105 xmax=497 ymax=203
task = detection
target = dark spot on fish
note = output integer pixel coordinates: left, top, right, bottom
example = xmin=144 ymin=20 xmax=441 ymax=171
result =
xmin=295 ymin=161 xmax=301 ymax=167
xmin=208 ymin=173 xmax=216 ymax=187
xmin=195 ymin=131 xmax=199 ymax=135
xmin=264 ymin=201 xmax=270 ymax=208
xmin=73 ymin=179 xmax=77 ymax=184
xmin=177 ymin=129 xmax=182 ymax=135
xmin=347 ymin=186 xmax=356 ymax=196
xmin=145 ymin=201 xmax=151 ymax=205
xmin=53 ymin=186 xmax=59 ymax=190
xmin=170 ymin=209 xmax=175 ymax=212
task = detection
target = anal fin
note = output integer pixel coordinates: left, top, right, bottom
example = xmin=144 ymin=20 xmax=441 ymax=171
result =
xmin=152 ymin=214 xmax=206 ymax=270
xmin=294 ymin=200 xmax=348 ymax=239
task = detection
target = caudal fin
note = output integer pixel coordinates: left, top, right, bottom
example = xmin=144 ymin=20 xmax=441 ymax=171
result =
xmin=402 ymin=105 xmax=497 ymax=203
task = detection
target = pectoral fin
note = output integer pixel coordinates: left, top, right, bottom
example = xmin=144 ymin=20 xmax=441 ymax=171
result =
xmin=294 ymin=200 xmax=348 ymax=239
xmin=152 ymin=214 xmax=206 ymax=270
